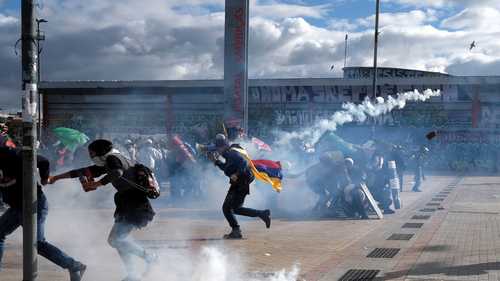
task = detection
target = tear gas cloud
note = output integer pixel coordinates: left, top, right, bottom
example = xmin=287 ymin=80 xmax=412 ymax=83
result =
xmin=31 ymin=88 xmax=441 ymax=280
xmin=42 ymin=180 xmax=300 ymax=281
xmin=276 ymin=89 xmax=441 ymax=146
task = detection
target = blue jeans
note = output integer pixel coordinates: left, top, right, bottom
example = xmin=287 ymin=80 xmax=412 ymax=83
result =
xmin=108 ymin=222 xmax=147 ymax=277
xmin=0 ymin=193 xmax=78 ymax=270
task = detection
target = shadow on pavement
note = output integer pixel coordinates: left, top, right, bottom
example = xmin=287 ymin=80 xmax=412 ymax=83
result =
xmin=421 ymin=245 xmax=453 ymax=252
xmin=380 ymin=261 xmax=500 ymax=280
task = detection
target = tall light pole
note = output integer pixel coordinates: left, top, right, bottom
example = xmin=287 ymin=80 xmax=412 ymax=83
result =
xmin=372 ymin=0 xmax=380 ymax=98
xmin=36 ymin=18 xmax=47 ymax=140
xmin=36 ymin=19 xmax=47 ymax=83
xmin=21 ymin=0 xmax=39 ymax=280
xmin=344 ymin=33 xmax=348 ymax=68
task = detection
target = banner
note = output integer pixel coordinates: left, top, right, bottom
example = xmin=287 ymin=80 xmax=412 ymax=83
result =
xmin=224 ymin=0 xmax=249 ymax=131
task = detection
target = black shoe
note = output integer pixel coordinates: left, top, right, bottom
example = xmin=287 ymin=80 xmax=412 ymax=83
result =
xmin=412 ymin=188 xmax=422 ymax=192
xmin=383 ymin=209 xmax=396 ymax=214
xmin=260 ymin=209 xmax=271 ymax=229
xmin=223 ymin=228 xmax=243 ymax=239
xmin=69 ymin=262 xmax=87 ymax=281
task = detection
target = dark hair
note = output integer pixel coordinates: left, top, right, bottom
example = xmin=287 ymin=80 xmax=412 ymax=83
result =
xmin=215 ymin=133 xmax=228 ymax=148
xmin=88 ymin=139 xmax=113 ymax=156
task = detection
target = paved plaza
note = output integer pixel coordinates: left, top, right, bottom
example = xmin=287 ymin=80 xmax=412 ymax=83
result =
xmin=2 ymin=174 xmax=500 ymax=280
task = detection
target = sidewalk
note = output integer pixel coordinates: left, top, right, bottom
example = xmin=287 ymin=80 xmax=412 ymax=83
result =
xmin=2 ymin=175 xmax=497 ymax=281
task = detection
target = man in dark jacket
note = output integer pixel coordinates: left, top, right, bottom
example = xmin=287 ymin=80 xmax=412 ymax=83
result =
xmin=411 ymin=146 xmax=429 ymax=192
xmin=305 ymin=151 xmax=350 ymax=216
xmin=390 ymin=145 xmax=406 ymax=192
xmin=49 ymin=140 xmax=157 ymax=281
xmin=367 ymin=153 xmax=395 ymax=214
xmin=212 ymin=134 xmax=271 ymax=239
xmin=0 ymin=147 xmax=86 ymax=280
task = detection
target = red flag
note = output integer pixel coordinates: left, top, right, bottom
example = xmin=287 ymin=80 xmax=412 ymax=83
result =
xmin=252 ymin=137 xmax=272 ymax=152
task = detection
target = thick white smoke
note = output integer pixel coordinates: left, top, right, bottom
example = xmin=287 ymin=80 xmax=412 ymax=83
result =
xmin=277 ymin=89 xmax=441 ymax=146
xmin=146 ymin=246 xmax=300 ymax=281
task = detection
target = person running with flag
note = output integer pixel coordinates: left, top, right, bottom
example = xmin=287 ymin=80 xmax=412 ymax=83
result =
xmin=211 ymin=134 xmax=272 ymax=239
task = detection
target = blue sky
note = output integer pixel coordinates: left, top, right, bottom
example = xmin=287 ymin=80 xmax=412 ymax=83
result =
xmin=1 ymin=0 xmax=500 ymax=108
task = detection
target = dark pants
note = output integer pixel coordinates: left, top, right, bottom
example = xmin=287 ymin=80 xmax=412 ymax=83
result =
xmin=0 ymin=195 xmax=5 ymax=210
xmin=372 ymin=186 xmax=393 ymax=211
xmin=398 ymin=171 xmax=404 ymax=192
xmin=0 ymin=194 xmax=78 ymax=270
xmin=222 ymin=187 xmax=263 ymax=229
xmin=351 ymin=188 xmax=369 ymax=219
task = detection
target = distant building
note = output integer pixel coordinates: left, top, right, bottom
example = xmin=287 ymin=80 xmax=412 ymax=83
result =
xmin=38 ymin=66 xmax=500 ymax=142
xmin=38 ymin=66 xmax=500 ymax=171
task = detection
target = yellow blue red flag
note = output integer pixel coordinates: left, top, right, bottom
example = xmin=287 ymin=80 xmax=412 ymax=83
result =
xmin=230 ymin=147 xmax=282 ymax=192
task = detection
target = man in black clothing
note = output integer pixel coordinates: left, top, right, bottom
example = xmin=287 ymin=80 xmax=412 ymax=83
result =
xmin=305 ymin=151 xmax=349 ymax=216
xmin=367 ymin=153 xmax=395 ymax=214
xmin=0 ymin=147 xmax=86 ymax=280
xmin=344 ymin=157 xmax=369 ymax=219
xmin=390 ymin=145 xmax=406 ymax=192
xmin=211 ymin=134 xmax=271 ymax=239
xmin=49 ymin=140 xmax=157 ymax=281
xmin=411 ymin=146 xmax=429 ymax=192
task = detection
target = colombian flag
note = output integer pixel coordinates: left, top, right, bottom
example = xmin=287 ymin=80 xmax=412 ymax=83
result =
xmin=231 ymin=147 xmax=283 ymax=192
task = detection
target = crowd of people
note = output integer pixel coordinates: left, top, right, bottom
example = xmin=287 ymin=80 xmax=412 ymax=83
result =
xmin=0 ymin=127 xmax=274 ymax=281
xmin=298 ymin=139 xmax=429 ymax=219
xmin=0 ymin=121 xmax=433 ymax=281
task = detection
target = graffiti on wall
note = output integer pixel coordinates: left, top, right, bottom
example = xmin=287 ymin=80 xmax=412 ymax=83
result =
xmin=343 ymin=68 xmax=448 ymax=79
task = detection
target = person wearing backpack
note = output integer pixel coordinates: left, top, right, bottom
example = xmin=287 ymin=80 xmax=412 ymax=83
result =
xmin=49 ymin=139 xmax=158 ymax=281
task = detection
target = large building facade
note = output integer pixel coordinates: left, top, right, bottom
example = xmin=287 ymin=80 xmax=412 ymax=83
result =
xmin=39 ymin=67 xmax=500 ymax=170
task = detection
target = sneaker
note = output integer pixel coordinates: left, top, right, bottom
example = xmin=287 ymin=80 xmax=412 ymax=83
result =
xmin=144 ymin=252 xmax=159 ymax=276
xmin=69 ymin=262 xmax=87 ymax=281
xmin=260 ymin=209 xmax=271 ymax=229
xmin=383 ymin=209 xmax=396 ymax=215
xmin=412 ymin=188 xmax=422 ymax=192
xmin=223 ymin=227 xmax=243 ymax=239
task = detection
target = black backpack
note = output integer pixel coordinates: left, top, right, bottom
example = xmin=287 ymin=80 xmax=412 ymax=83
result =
xmin=134 ymin=163 xmax=161 ymax=199
xmin=105 ymin=153 xmax=161 ymax=199
xmin=118 ymin=163 xmax=160 ymax=199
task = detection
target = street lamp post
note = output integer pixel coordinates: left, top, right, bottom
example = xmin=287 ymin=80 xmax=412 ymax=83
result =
xmin=35 ymin=18 xmax=47 ymax=140
xmin=21 ymin=1 xmax=39 ymax=280
xmin=372 ymin=0 xmax=380 ymax=98
xmin=344 ymin=34 xmax=348 ymax=68
xmin=36 ymin=19 xmax=47 ymax=83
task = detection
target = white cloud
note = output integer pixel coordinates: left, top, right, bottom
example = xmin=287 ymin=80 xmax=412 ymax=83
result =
xmin=382 ymin=0 xmax=453 ymax=8
xmin=0 ymin=13 xmax=17 ymax=26
xmin=441 ymin=7 xmax=500 ymax=31
xmin=250 ymin=0 xmax=329 ymax=19
xmin=383 ymin=0 xmax=500 ymax=9
xmin=357 ymin=9 xmax=438 ymax=28
xmin=2 ymin=0 xmax=500 ymax=109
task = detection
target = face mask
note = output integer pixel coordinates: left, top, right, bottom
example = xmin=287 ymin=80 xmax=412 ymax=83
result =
xmin=92 ymin=156 xmax=107 ymax=167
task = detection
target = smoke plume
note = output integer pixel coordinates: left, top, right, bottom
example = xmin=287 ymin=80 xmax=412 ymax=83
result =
xmin=276 ymin=89 xmax=441 ymax=146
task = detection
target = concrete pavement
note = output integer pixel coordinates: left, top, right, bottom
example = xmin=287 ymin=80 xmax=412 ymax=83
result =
xmin=2 ymin=175 xmax=500 ymax=280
